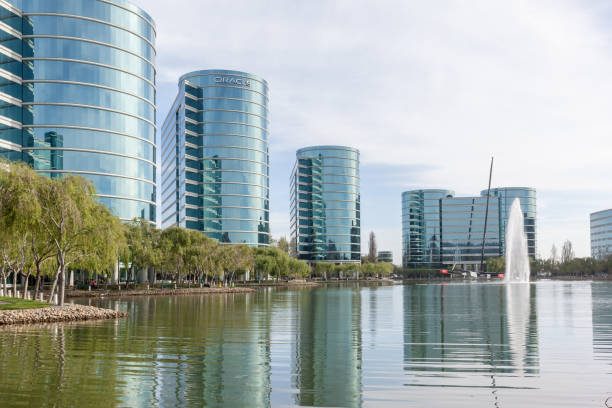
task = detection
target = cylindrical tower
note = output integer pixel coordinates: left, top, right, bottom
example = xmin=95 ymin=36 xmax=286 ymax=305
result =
xmin=290 ymin=145 xmax=360 ymax=263
xmin=161 ymin=70 xmax=270 ymax=246
xmin=0 ymin=0 xmax=157 ymax=223
xmin=401 ymin=189 xmax=454 ymax=268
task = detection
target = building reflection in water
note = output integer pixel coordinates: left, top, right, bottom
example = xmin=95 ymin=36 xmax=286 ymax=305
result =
xmin=291 ymin=287 xmax=363 ymax=407
xmin=591 ymin=283 xmax=612 ymax=363
xmin=122 ymin=293 xmax=273 ymax=407
xmin=402 ymin=283 xmax=539 ymax=378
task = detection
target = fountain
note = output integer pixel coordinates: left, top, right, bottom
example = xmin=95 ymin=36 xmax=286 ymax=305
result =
xmin=505 ymin=198 xmax=530 ymax=282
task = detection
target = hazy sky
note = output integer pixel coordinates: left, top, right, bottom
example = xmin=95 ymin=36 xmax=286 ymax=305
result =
xmin=132 ymin=0 xmax=612 ymax=263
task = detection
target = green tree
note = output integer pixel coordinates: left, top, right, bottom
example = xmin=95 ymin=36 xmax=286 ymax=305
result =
xmin=486 ymin=257 xmax=505 ymax=273
xmin=160 ymin=226 xmax=191 ymax=284
xmin=36 ymin=175 xmax=111 ymax=305
xmin=277 ymin=237 xmax=289 ymax=254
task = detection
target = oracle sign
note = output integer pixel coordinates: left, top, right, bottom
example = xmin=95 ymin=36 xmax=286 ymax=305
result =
xmin=214 ymin=76 xmax=251 ymax=87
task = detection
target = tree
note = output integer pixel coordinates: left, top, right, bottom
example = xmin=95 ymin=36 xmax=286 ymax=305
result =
xmin=550 ymin=244 xmax=558 ymax=265
xmin=486 ymin=257 xmax=505 ymax=273
xmin=36 ymin=175 xmax=114 ymax=305
xmin=159 ymin=226 xmax=191 ymax=283
xmin=368 ymin=232 xmax=377 ymax=263
xmin=561 ymin=240 xmax=575 ymax=264
xmin=0 ymin=160 xmax=41 ymax=298
xmin=277 ymin=236 xmax=289 ymax=254
xmin=121 ymin=218 xmax=159 ymax=284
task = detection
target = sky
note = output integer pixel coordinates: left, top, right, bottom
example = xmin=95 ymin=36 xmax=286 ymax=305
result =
xmin=131 ymin=0 xmax=612 ymax=264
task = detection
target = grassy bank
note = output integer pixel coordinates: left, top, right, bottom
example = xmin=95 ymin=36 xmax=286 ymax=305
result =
xmin=0 ymin=296 xmax=50 ymax=311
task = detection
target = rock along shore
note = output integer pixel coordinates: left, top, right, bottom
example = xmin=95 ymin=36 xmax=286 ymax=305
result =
xmin=0 ymin=304 xmax=128 ymax=326
xmin=66 ymin=286 xmax=256 ymax=298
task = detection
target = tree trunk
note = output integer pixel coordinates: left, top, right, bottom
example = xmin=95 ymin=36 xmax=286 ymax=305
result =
xmin=34 ymin=271 xmax=42 ymax=301
xmin=22 ymin=271 xmax=31 ymax=299
xmin=58 ymin=266 xmax=65 ymax=306
xmin=48 ymin=268 xmax=60 ymax=303
xmin=12 ymin=269 xmax=18 ymax=297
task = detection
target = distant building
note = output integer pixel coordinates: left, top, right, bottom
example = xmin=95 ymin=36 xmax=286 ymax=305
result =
xmin=160 ymin=70 xmax=270 ymax=246
xmin=590 ymin=209 xmax=612 ymax=259
xmin=402 ymin=187 xmax=536 ymax=270
xmin=290 ymin=146 xmax=360 ymax=264
xmin=378 ymin=251 xmax=393 ymax=263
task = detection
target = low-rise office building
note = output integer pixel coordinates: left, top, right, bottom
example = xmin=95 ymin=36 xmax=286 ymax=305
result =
xmin=402 ymin=187 xmax=536 ymax=270
xmin=378 ymin=251 xmax=393 ymax=263
xmin=290 ymin=146 xmax=360 ymax=264
xmin=590 ymin=209 xmax=612 ymax=259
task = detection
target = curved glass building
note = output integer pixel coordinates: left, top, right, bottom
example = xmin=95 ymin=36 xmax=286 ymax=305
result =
xmin=290 ymin=146 xmax=360 ymax=263
xmin=161 ymin=70 xmax=270 ymax=246
xmin=402 ymin=187 xmax=536 ymax=270
xmin=0 ymin=0 xmax=157 ymax=223
xmin=590 ymin=209 xmax=612 ymax=260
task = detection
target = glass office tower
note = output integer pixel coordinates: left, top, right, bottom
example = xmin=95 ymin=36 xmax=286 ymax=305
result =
xmin=402 ymin=187 xmax=536 ymax=270
xmin=161 ymin=70 xmax=270 ymax=246
xmin=290 ymin=146 xmax=360 ymax=264
xmin=0 ymin=0 xmax=157 ymax=223
xmin=590 ymin=209 xmax=612 ymax=259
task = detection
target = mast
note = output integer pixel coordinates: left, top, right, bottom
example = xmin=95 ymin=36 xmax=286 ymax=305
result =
xmin=480 ymin=157 xmax=494 ymax=272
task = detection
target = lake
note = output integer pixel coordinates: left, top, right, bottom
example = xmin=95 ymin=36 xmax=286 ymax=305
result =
xmin=0 ymin=281 xmax=610 ymax=407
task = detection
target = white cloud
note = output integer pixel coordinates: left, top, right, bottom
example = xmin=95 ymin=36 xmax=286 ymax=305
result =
xmin=133 ymin=0 xmax=612 ymax=261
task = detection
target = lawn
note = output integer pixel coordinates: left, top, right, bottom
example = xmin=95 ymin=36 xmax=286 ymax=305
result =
xmin=0 ymin=296 xmax=50 ymax=311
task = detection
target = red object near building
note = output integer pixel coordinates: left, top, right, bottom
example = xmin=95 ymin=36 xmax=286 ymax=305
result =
xmin=497 ymin=274 xmax=505 ymax=278
xmin=440 ymin=269 xmax=449 ymax=274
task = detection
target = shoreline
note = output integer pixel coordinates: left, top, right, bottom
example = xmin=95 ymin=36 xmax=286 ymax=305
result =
xmin=66 ymin=286 xmax=256 ymax=298
xmin=0 ymin=304 xmax=127 ymax=326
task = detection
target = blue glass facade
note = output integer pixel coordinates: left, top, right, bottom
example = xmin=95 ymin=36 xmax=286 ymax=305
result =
xmin=377 ymin=251 xmax=393 ymax=263
xmin=161 ymin=70 xmax=270 ymax=246
xmin=290 ymin=146 xmax=360 ymax=264
xmin=590 ymin=209 xmax=612 ymax=259
xmin=402 ymin=187 xmax=536 ymax=270
xmin=0 ymin=0 xmax=156 ymax=222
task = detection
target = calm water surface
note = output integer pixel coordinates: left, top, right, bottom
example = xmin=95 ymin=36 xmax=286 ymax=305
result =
xmin=0 ymin=281 xmax=611 ymax=407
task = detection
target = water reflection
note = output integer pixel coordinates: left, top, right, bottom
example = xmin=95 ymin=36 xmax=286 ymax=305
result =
xmin=0 ymin=282 xmax=611 ymax=407
xmin=403 ymin=283 xmax=539 ymax=379
xmin=592 ymin=283 xmax=612 ymax=364
xmin=291 ymin=287 xmax=363 ymax=407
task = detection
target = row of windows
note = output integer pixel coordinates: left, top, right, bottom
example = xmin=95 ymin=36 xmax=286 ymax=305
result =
xmin=185 ymin=97 xmax=268 ymax=116
xmin=186 ymin=85 xmax=267 ymax=106
xmin=297 ymin=148 xmax=358 ymax=161
xmin=26 ymin=82 xmax=154 ymax=120
xmin=183 ymin=170 xmax=268 ymax=186
xmin=185 ymin=122 xmax=267 ymax=140
xmin=20 ymin=104 xmax=154 ymax=141
xmin=185 ymin=182 xmax=268 ymax=196
xmin=180 ymin=194 xmax=269 ymax=209
xmin=184 ymin=159 xmax=268 ymax=177
xmin=28 ymin=37 xmax=154 ymax=79
xmin=97 ymin=196 xmax=156 ymax=222
xmin=296 ymin=183 xmax=359 ymax=194
xmin=298 ymin=200 xmax=358 ymax=211
xmin=27 ymin=59 xmax=155 ymax=102
xmin=199 ymin=230 xmax=269 ymax=245
xmin=25 ymin=149 xmax=155 ymax=180
xmin=298 ymin=209 xmax=359 ymax=218
xmin=27 ymin=15 xmax=154 ymax=60
xmin=298 ymin=244 xmax=360 ymax=253
xmin=184 ymin=146 xmax=268 ymax=162
xmin=22 ymin=0 xmax=156 ymax=43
